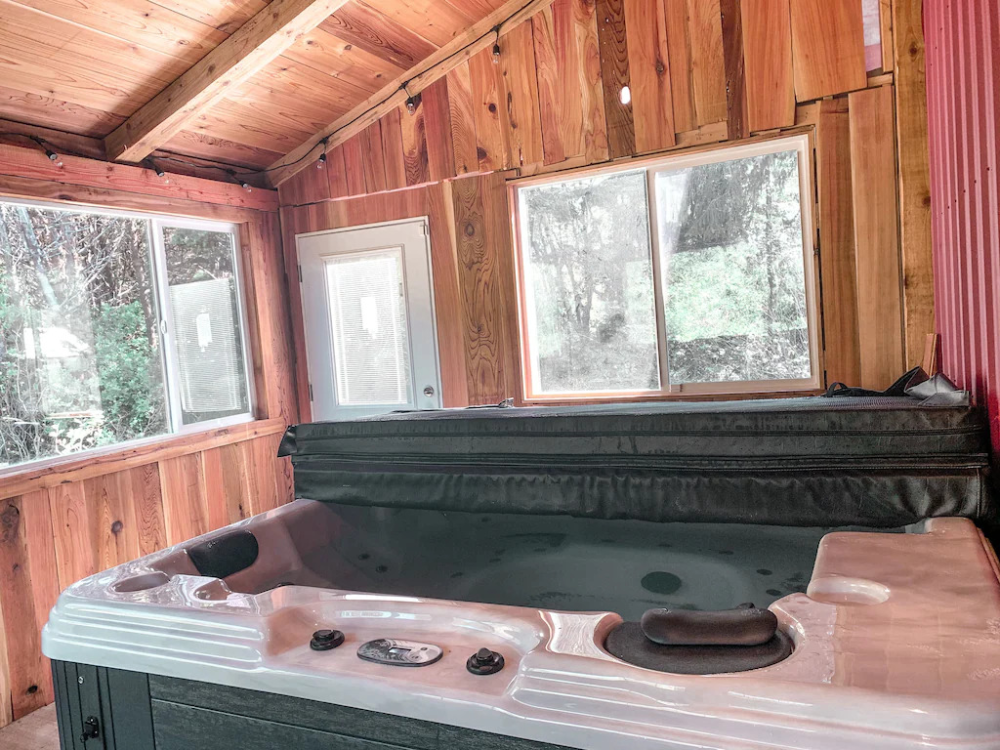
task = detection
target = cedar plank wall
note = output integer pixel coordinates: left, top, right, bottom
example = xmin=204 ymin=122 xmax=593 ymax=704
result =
xmin=0 ymin=144 xmax=298 ymax=727
xmin=279 ymin=0 xmax=933 ymax=402
xmin=925 ymin=0 xmax=1000 ymax=453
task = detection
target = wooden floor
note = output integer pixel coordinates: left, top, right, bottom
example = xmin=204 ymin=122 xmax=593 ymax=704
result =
xmin=0 ymin=705 xmax=60 ymax=750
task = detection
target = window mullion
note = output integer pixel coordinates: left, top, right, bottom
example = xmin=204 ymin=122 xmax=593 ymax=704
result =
xmin=645 ymin=169 xmax=671 ymax=395
xmin=150 ymin=219 xmax=184 ymax=433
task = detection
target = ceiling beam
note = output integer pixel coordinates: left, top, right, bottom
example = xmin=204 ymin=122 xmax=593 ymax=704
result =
xmin=104 ymin=0 xmax=352 ymax=164
xmin=267 ymin=0 xmax=557 ymax=186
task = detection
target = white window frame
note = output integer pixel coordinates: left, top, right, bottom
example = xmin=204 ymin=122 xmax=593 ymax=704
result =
xmin=0 ymin=197 xmax=255 ymax=469
xmin=149 ymin=214 xmax=255 ymax=433
xmin=511 ymin=134 xmax=821 ymax=402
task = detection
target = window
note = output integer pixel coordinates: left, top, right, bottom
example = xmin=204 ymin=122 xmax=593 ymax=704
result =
xmin=0 ymin=200 xmax=253 ymax=470
xmin=514 ymin=136 xmax=818 ymax=400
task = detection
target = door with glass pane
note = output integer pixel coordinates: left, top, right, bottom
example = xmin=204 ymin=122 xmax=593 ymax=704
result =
xmin=296 ymin=219 xmax=441 ymax=420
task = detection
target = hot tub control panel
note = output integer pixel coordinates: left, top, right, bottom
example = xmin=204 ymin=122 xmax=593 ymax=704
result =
xmin=357 ymin=638 xmax=443 ymax=667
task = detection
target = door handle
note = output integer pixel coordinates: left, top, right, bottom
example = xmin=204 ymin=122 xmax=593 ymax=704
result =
xmin=423 ymin=385 xmax=435 ymax=397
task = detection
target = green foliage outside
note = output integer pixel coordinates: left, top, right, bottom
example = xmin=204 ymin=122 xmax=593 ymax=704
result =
xmin=93 ymin=301 xmax=165 ymax=445
xmin=0 ymin=203 xmax=167 ymax=468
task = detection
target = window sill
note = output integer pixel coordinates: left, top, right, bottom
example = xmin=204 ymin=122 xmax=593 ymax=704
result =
xmin=0 ymin=418 xmax=287 ymax=501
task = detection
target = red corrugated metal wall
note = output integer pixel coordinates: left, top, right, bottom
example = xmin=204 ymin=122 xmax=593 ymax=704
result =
xmin=924 ymin=0 xmax=1000 ymax=452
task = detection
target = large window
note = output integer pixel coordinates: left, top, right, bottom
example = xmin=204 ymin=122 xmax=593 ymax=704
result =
xmin=514 ymin=136 xmax=818 ymax=400
xmin=0 ymin=199 xmax=252 ymax=470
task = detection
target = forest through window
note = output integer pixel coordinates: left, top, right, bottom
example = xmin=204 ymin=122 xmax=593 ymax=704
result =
xmin=0 ymin=201 xmax=251 ymax=470
xmin=515 ymin=137 xmax=817 ymax=399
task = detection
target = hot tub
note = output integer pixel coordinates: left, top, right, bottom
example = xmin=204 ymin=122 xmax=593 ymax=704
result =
xmin=42 ymin=396 xmax=1000 ymax=749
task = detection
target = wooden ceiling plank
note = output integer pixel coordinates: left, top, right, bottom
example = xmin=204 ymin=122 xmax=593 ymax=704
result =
xmin=167 ymin=129 xmax=285 ymax=170
xmin=268 ymin=0 xmax=558 ymax=186
xmin=359 ymin=0 xmax=477 ymax=48
xmin=104 ymin=0 xmax=353 ymax=164
xmin=320 ymin=3 xmax=439 ymax=69
xmin=0 ymin=85 xmax=124 ymax=138
xmin=5 ymin=0 xmax=228 ymax=66
xmin=282 ymin=26 xmax=406 ymax=93
xmin=149 ymin=0 xmax=267 ymax=34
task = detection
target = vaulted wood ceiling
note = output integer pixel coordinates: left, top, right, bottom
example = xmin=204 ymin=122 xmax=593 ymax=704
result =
xmin=0 ymin=0 xmax=513 ymax=176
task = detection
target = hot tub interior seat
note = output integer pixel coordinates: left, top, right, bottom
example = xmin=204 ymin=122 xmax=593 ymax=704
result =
xmin=224 ymin=503 xmax=903 ymax=619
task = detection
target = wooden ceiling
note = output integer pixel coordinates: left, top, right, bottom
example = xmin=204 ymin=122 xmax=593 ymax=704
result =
xmin=0 ymin=0 xmax=513 ymax=178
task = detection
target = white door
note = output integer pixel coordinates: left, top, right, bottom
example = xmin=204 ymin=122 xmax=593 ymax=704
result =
xmin=297 ymin=218 xmax=442 ymax=420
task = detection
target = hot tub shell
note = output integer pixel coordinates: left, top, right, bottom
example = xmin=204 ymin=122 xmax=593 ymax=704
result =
xmin=43 ymin=498 xmax=1000 ymax=750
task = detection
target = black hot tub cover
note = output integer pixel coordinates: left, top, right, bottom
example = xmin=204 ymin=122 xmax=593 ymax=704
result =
xmin=278 ymin=396 xmax=993 ymax=528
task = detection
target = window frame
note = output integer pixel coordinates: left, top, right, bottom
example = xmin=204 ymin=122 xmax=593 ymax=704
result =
xmin=0 ymin=197 xmax=256 ymax=470
xmin=510 ymin=134 xmax=821 ymax=403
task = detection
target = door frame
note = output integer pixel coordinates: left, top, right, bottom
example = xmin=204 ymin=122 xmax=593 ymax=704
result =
xmin=294 ymin=216 xmax=443 ymax=421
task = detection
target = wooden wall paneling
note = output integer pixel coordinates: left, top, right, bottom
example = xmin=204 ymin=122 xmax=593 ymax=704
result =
xmin=380 ymin=107 xmax=408 ymax=189
xmin=595 ymin=0 xmax=636 ymax=158
xmin=48 ymin=483 xmax=96 ymax=591
xmin=239 ymin=213 xmax=299 ymax=426
xmin=879 ymin=0 xmax=895 ymax=72
xmin=0 ymin=492 xmax=58 ymax=719
xmin=531 ymin=4 xmax=568 ymax=164
xmin=0 ymin=587 xmax=8 ymax=728
xmin=326 ymin=144 xmax=351 ymax=198
xmin=789 ymin=0 xmax=867 ymax=102
xmin=123 ymin=463 xmax=168 ymax=556
xmin=687 ymin=0 xmax=728 ymax=125
xmin=202 ymin=444 xmax=252 ymax=529
xmin=665 ymin=0 xmax=727 ymax=132
xmin=892 ymin=0 xmax=935 ymax=366
xmin=500 ymin=20 xmax=546 ymax=168
xmin=360 ymin=121 xmax=388 ymax=193
xmin=719 ymin=0 xmax=749 ymax=140
xmin=740 ymin=0 xmax=795 ymax=132
xmin=532 ymin=0 xmax=609 ymax=165
xmin=425 ymin=184 xmax=472 ymax=408
xmin=277 ymin=158 xmax=332 ymax=207
xmin=816 ymin=99 xmax=862 ymax=386
xmin=574 ymin=0 xmax=611 ymax=163
xmin=0 ymin=143 xmax=277 ymax=213
xmin=450 ymin=175 xmax=509 ymax=403
xmin=421 ymin=77 xmax=457 ymax=182
xmin=468 ymin=45 xmax=512 ymax=172
xmin=340 ymin=133 xmax=368 ymax=195
xmin=247 ymin=435 xmax=287 ymax=515
xmin=447 ymin=62 xmax=480 ymax=175
xmin=849 ymin=85 xmax=904 ymax=388
xmin=398 ymin=101 xmax=431 ymax=186
xmin=282 ymin=188 xmax=471 ymax=408
xmin=480 ymin=173 xmax=521 ymax=400
xmin=279 ymin=206 xmax=315 ymax=422
xmin=0 ymin=422 xmax=285 ymax=503
xmin=158 ymin=454 xmax=209 ymax=547
xmin=82 ymin=474 xmax=140 ymax=573
xmin=624 ymin=0 xmax=675 ymax=153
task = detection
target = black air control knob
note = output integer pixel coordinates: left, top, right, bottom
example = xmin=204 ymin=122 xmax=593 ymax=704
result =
xmin=310 ymin=629 xmax=345 ymax=651
xmin=467 ymin=647 xmax=504 ymax=675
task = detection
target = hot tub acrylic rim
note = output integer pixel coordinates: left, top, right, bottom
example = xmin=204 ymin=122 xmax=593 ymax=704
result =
xmin=40 ymin=502 xmax=1000 ymax=750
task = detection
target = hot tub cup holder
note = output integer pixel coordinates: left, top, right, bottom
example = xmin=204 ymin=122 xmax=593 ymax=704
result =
xmin=111 ymin=571 xmax=171 ymax=594
xmin=806 ymin=576 xmax=890 ymax=605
